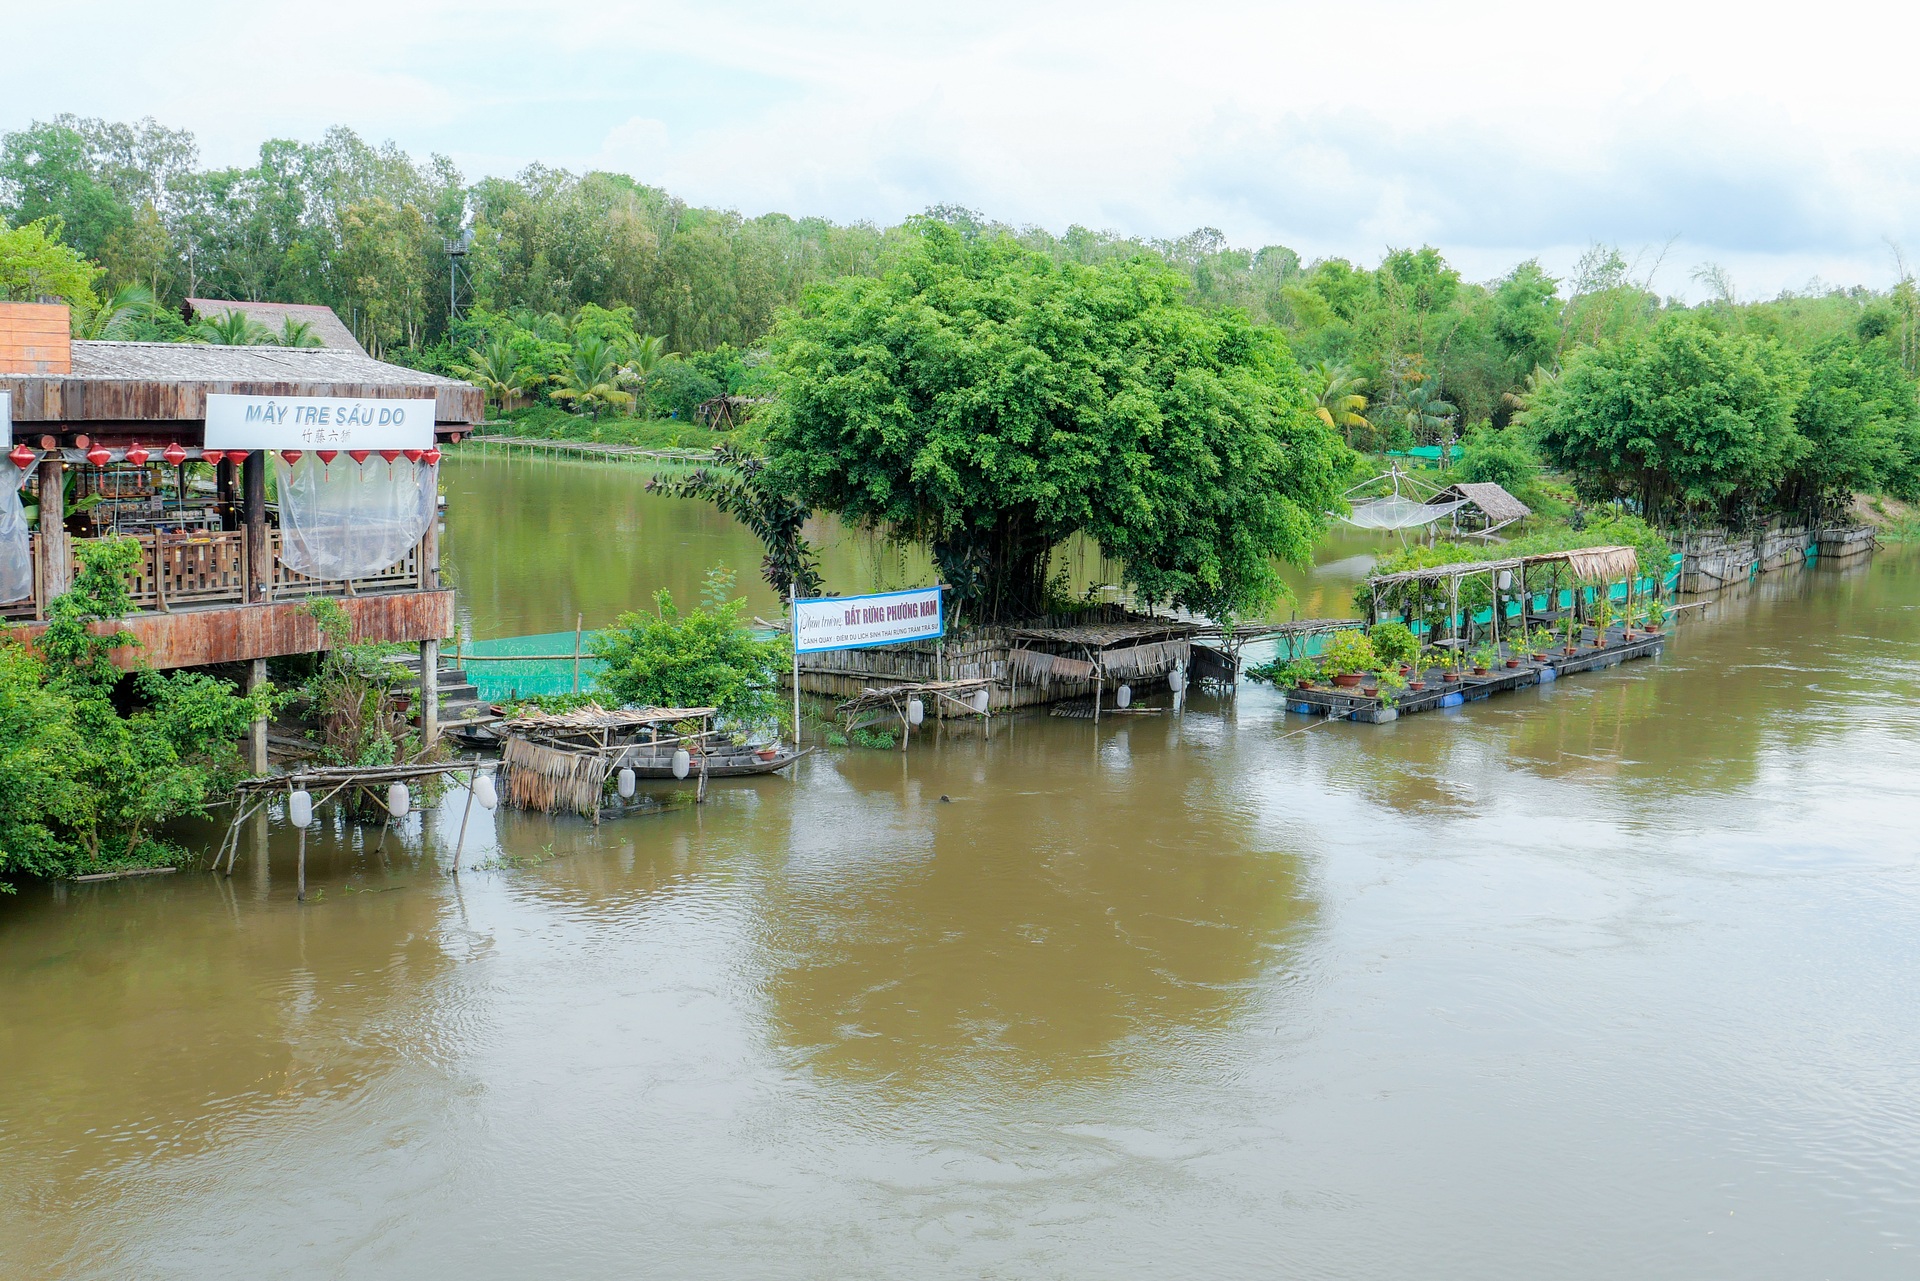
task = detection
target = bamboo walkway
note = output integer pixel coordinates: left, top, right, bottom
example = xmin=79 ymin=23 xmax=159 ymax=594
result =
xmin=454 ymin=434 xmax=717 ymax=465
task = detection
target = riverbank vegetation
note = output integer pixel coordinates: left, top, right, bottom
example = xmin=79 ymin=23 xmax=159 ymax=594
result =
xmin=9 ymin=112 xmax=1920 ymax=534
xmin=0 ymin=541 xmax=268 ymax=887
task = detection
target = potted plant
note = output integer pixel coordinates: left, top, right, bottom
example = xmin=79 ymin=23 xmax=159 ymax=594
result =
xmin=1368 ymin=621 xmax=1419 ymax=677
xmin=1642 ymin=598 xmax=1665 ymax=634
xmin=1591 ymin=596 xmax=1616 ymax=646
xmin=1468 ymin=642 xmax=1498 ymax=676
xmin=1321 ymin=631 xmax=1381 ymax=689
xmin=1528 ymin=627 xmax=1554 ymax=663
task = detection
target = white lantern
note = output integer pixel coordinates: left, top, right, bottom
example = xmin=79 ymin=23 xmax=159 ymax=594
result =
xmin=969 ymin=688 xmax=990 ymax=714
xmin=288 ymin=789 xmax=313 ymax=829
xmin=907 ymin=697 xmax=925 ymax=725
xmin=1115 ymin=683 xmax=1132 ymax=709
xmin=386 ymin=782 xmax=410 ymax=819
xmin=473 ymin=772 xmax=498 ymax=810
xmin=1498 ymin=570 xmax=1513 ymax=591
xmin=617 ymin=767 xmax=636 ymax=798
xmin=1168 ymin=667 xmax=1187 ymax=693
xmin=671 ymin=749 xmax=691 ymax=779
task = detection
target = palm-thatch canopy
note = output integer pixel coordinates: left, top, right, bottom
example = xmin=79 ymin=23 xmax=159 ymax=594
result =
xmin=1433 ymin=481 xmax=1532 ymax=526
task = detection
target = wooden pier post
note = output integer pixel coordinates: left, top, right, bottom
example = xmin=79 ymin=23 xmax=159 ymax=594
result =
xmin=246 ymin=658 xmax=269 ymax=774
xmin=420 ymin=638 xmax=440 ymax=749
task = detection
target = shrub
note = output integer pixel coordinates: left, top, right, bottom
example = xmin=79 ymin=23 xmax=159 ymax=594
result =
xmin=1367 ymin=620 xmax=1418 ymax=668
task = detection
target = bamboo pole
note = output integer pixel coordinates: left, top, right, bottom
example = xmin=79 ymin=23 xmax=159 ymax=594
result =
xmin=451 ymin=758 xmax=479 ymax=875
xmin=572 ymin=613 xmax=583 ymax=692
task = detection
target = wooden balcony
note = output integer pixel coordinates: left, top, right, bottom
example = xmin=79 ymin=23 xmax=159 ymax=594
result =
xmin=2 ymin=530 xmax=452 ymax=671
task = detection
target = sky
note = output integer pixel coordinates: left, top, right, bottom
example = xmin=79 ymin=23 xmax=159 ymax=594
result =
xmin=8 ymin=0 xmax=1920 ymax=300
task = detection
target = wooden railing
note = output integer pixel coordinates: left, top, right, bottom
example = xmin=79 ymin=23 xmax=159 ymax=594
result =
xmin=0 ymin=531 xmax=428 ymax=620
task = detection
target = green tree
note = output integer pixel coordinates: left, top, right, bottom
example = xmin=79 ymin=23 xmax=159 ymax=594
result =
xmin=455 ymin=335 xmax=533 ymax=414
xmin=1303 ymin=360 xmax=1370 ymax=444
xmin=590 ymin=567 xmax=789 ymax=733
xmin=1783 ymin=338 xmax=1920 ymax=513
xmin=648 ymin=444 xmax=822 ymax=597
xmin=0 ymin=218 xmax=102 ymax=309
xmin=623 ymin=332 xmax=673 ymax=418
xmin=762 ymin=224 xmax=1349 ymax=621
xmin=1529 ymin=317 xmax=1807 ymax=524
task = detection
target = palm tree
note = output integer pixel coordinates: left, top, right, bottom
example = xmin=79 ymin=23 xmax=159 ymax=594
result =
xmin=73 ymin=284 xmax=167 ymax=340
xmin=271 ymin=316 xmax=325 ymax=348
xmin=191 ymin=308 xmax=270 ymax=345
xmin=551 ymin=334 xmax=634 ymax=420
xmin=1303 ymin=361 xmax=1369 ymax=443
xmin=455 ymin=336 xmax=535 ymax=416
xmin=620 ymin=333 xmax=674 ymax=420
xmin=1402 ymin=382 xmax=1459 ymax=465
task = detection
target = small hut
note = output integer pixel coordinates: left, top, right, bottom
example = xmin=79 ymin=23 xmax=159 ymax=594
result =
xmin=1431 ymin=482 xmax=1531 ymax=537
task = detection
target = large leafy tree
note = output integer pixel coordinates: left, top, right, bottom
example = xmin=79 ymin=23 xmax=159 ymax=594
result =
xmin=761 ymin=224 xmax=1349 ymax=622
xmin=1527 ymin=318 xmax=1807 ymax=525
xmin=1783 ymin=337 xmax=1920 ymax=513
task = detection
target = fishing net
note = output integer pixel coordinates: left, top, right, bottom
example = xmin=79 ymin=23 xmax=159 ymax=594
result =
xmin=0 ymin=472 xmax=32 ymax=603
xmin=1342 ymin=495 xmax=1469 ymax=531
xmin=275 ymin=453 xmax=437 ymax=580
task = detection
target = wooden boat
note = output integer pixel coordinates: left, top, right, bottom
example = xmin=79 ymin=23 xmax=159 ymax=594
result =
xmin=623 ymin=743 xmax=810 ymax=778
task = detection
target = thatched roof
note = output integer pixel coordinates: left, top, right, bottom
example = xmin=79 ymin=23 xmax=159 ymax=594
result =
xmin=497 ymin=704 xmax=716 ymax=732
xmin=186 ymin=299 xmax=366 ymax=354
xmin=1435 ymin=482 xmax=1531 ymax=524
xmin=1009 ymin=618 xmax=1203 ymax=648
xmin=1554 ymin=545 xmax=1639 ymax=583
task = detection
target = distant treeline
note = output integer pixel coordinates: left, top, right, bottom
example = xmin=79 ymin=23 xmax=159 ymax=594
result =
xmin=6 ymin=114 xmax=1920 ymax=523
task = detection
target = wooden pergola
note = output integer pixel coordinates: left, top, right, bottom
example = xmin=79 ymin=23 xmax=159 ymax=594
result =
xmin=1364 ymin=545 xmax=1643 ymax=653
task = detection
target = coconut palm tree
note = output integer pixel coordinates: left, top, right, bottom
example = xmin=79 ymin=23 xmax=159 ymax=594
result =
xmin=271 ymin=316 xmax=325 ymax=348
xmin=551 ymin=334 xmax=633 ymax=420
xmin=621 ymin=333 xmax=674 ymax=420
xmin=190 ymin=308 xmax=270 ymax=345
xmin=73 ymin=284 xmax=166 ymax=340
xmin=455 ymin=336 xmax=537 ymax=416
xmin=1303 ymin=360 xmax=1369 ymax=443
xmin=1402 ymin=382 xmax=1459 ymax=465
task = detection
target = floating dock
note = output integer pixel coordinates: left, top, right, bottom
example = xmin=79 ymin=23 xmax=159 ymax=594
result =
xmin=1284 ymin=627 xmax=1666 ymax=723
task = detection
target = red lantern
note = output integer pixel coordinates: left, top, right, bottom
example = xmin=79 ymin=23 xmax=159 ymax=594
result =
xmin=85 ymin=444 xmax=112 ymax=467
xmin=403 ymin=448 xmax=424 ymax=463
xmin=378 ymin=449 xmax=401 ymax=464
xmin=281 ymin=449 xmax=303 ymax=465
xmin=226 ymin=449 xmax=249 ymax=463
xmin=125 ymin=442 xmax=150 ymax=466
xmin=423 ymin=447 xmax=442 ymax=466
xmin=347 ymin=449 xmax=370 ymax=464
xmin=8 ymin=443 xmax=35 ymax=470
xmin=316 ymin=450 xmax=339 ymax=465
xmin=162 ymin=442 xmax=187 ymax=467
xmin=203 ymin=449 xmax=226 ymax=466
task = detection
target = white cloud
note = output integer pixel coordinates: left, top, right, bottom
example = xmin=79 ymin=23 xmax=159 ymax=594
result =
xmin=7 ymin=0 xmax=1920 ymax=297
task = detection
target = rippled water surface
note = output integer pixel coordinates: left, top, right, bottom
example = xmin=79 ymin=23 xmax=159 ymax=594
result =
xmin=3 ymin=457 xmax=1917 ymax=1279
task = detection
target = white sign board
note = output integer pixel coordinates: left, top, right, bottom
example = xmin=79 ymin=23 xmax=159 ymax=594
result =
xmin=0 ymin=390 xmax=10 ymax=447
xmin=793 ymin=586 xmax=945 ymax=654
xmin=204 ymin=393 xmax=436 ymax=451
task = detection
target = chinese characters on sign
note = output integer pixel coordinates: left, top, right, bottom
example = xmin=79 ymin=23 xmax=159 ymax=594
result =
xmin=792 ymin=586 xmax=945 ymax=653
xmin=204 ymin=394 xmax=437 ymax=450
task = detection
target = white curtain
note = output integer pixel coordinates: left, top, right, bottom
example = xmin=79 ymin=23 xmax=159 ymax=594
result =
xmin=0 ymin=471 xmax=32 ymax=603
xmin=275 ymin=453 xmax=437 ymax=581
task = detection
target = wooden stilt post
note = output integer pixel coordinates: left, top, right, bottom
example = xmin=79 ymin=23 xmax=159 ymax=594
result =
xmin=296 ymin=825 xmax=307 ymax=901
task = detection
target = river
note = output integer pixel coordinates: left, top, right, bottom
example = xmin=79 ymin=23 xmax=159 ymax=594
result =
xmin=3 ymin=455 xmax=1917 ymax=1279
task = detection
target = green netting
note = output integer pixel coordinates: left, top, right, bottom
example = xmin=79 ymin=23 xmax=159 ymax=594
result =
xmin=460 ymin=630 xmax=607 ymax=702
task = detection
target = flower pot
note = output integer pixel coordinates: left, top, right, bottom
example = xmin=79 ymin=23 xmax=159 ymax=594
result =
xmin=756 ymin=747 xmax=779 ymax=761
xmin=1563 ymin=645 xmax=1579 ymax=656
xmin=1408 ymin=680 xmax=1427 ymax=691
xmin=1362 ymin=686 xmax=1379 ymax=697
xmin=1443 ymin=672 xmax=1461 ymax=683
xmin=1505 ymin=658 xmax=1521 ymax=668
xmin=1470 ymin=665 xmax=1486 ymax=676
xmin=1532 ymin=652 xmax=1548 ymax=662
xmin=1331 ymin=673 xmax=1366 ymax=688
xmin=1398 ymin=665 xmax=1413 ymax=677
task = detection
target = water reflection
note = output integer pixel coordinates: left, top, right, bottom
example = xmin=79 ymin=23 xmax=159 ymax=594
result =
xmin=757 ymin=716 xmax=1318 ymax=1088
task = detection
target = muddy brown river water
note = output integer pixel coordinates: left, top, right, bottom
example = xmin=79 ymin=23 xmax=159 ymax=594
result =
xmin=3 ymin=456 xmax=1918 ymax=1278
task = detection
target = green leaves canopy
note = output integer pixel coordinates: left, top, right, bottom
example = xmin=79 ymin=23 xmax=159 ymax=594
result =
xmin=761 ymin=225 xmax=1349 ymax=621
xmin=590 ymin=571 xmax=789 ymax=733
xmin=1528 ymin=318 xmax=1806 ymax=524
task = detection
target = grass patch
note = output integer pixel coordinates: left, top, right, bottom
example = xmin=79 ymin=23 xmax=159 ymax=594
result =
xmin=480 ymin=405 xmax=726 ymax=451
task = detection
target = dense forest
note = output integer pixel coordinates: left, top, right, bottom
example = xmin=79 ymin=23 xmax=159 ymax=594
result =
xmin=6 ymin=114 xmax=1920 ymax=526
